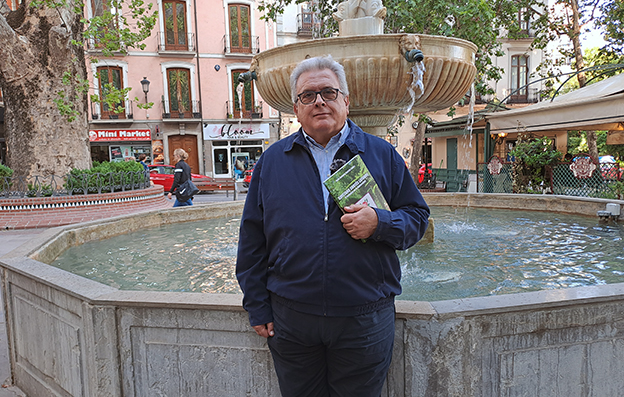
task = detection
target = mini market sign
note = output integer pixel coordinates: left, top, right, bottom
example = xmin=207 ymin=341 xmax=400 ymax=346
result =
xmin=89 ymin=129 xmax=151 ymax=142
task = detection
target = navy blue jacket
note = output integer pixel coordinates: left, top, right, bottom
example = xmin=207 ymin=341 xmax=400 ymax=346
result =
xmin=236 ymin=120 xmax=430 ymax=327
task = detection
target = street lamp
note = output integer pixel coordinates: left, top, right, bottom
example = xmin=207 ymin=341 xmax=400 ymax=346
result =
xmin=492 ymin=132 xmax=507 ymax=145
xmin=140 ymin=77 xmax=150 ymax=103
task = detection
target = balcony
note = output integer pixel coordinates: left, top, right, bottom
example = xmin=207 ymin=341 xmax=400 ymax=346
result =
xmin=161 ymin=100 xmax=202 ymax=121
xmin=297 ymin=12 xmax=317 ymax=36
xmin=222 ymin=35 xmax=260 ymax=55
xmin=226 ymin=101 xmax=263 ymax=120
xmin=91 ymin=100 xmax=134 ymax=121
xmin=503 ymin=87 xmax=540 ymax=104
xmin=157 ymin=32 xmax=196 ymax=54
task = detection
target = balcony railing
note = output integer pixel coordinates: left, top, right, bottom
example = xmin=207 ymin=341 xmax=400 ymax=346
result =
xmin=157 ymin=31 xmax=196 ymax=52
xmin=503 ymin=87 xmax=540 ymax=104
xmin=222 ymin=35 xmax=260 ymax=54
xmin=226 ymin=101 xmax=263 ymax=119
xmin=91 ymin=100 xmax=134 ymax=121
xmin=161 ymin=100 xmax=202 ymax=120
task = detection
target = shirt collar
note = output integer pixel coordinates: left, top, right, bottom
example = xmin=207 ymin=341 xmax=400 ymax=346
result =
xmin=302 ymin=122 xmax=349 ymax=150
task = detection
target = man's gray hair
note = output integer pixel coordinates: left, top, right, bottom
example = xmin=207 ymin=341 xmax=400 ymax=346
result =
xmin=290 ymin=55 xmax=350 ymax=103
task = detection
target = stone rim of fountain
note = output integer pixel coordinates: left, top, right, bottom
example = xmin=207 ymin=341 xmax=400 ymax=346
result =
xmin=6 ymin=193 xmax=624 ymax=311
xmin=249 ymin=33 xmax=477 ymax=136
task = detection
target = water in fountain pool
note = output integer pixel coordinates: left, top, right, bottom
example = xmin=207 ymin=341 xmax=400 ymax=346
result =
xmin=51 ymin=207 xmax=624 ymax=301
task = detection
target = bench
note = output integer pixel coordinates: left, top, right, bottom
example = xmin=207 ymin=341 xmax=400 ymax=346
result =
xmin=193 ymin=178 xmax=236 ymax=192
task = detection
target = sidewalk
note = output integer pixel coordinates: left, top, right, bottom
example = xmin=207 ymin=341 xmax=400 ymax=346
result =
xmin=0 ymin=191 xmax=246 ymax=396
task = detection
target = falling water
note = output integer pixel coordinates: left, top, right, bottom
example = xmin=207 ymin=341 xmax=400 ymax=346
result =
xmin=236 ymin=81 xmax=245 ymax=131
xmin=405 ymin=62 xmax=426 ymax=115
xmin=236 ymin=82 xmax=244 ymax=112
xmin=389 ymin=62 xmax=426 ymax=129
xmin=457 ymin=82 xmax=477 ymax=192
xmin=465 ymin=82 xmax=476 ymax=144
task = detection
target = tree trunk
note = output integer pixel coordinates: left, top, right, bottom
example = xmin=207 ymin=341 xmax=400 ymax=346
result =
xmin=0 ymin=2 xmax=91 ymax=179
xmin=587 ymin=130 xmax=598 ymax=162
xmin=570 ymin=0 xmax=586 ymax=88
xmin=409 ymin=116 xmax=427 ymax=183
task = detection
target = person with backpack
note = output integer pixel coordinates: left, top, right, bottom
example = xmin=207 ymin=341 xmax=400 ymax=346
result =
xmin=167 ymin=148 xmax=194 ymax=207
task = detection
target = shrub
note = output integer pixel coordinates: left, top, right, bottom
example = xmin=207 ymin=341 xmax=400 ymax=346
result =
xmin=509 ymin=135 xmax=562 ymax=193
xmin=0 ymin=164 xmax=13 ymax=178
xmin=66 ymin=161 xmax=147 ymax=193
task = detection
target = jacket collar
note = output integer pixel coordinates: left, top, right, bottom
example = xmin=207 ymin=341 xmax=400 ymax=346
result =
xmin=286 ymin=119 xmax=367 ymax=156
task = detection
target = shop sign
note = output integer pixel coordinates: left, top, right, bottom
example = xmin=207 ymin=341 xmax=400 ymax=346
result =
xmin=89 ymin=129 xmax=151 ymax=142
xmin=203 ymin=123 xmax=270 ymax=140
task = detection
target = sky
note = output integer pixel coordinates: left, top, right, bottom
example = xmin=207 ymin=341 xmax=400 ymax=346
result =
xmin=582 ymin=27 xmax=607 ymax=50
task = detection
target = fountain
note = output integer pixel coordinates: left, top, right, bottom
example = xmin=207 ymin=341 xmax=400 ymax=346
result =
xmin=4 ymin=194 xmax=624 ymax=396
xmin=240 ymin=0 xmax=477 ymax=136
xmin=4 ymin=3 xmax=624 ymax=396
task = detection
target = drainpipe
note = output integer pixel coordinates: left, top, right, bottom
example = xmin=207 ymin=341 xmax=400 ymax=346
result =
xmin=193 ymin=0 xmax=205 ymax=174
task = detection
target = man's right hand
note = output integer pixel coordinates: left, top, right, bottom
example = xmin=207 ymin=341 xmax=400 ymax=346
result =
xmin=252 ymin=322 xmax=275 ymax=338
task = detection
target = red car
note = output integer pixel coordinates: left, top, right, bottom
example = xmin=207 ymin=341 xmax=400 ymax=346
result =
xmin=149 ymin=165 xmax=234 ymax=192
xmin=418 ymin=163 xmax=433 ymax=184
xmin=242 ymin=167 xmax=254 ymax=188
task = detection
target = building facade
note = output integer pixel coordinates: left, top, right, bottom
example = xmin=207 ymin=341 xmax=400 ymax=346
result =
xmin=85 ymin=0 xmax=281 ymax=180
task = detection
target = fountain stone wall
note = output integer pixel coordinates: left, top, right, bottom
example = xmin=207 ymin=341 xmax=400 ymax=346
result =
xmin=2 ymin=195 xmax=624 ymax=396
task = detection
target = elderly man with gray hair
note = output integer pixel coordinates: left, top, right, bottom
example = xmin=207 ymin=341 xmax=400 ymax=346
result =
xmin=236 ymin=55 xmax=429 ymax=396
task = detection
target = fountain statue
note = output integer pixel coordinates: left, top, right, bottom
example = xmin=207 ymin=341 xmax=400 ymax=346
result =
xmin=333 ymin=0 xmax=387 ymax=36
xmin=239 ymin=0 xmax=477 ymax=137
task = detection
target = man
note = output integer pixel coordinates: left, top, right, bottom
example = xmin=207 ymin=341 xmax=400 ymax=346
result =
xmin=236 ymin=55 xmax=430 ymax=396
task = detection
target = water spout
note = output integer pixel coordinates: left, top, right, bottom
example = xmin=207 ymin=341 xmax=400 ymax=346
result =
xmin=237 ymin=71 xmax=256 ymax=83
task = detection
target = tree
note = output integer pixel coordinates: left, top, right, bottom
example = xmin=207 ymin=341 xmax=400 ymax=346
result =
xmin=531 ymin=0 xmax=624 ymax=161
xmin=0 ymin=0 xmax=156 ymax=179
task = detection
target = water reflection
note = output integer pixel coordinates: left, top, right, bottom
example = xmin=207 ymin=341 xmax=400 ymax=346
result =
xmin=52 ymin=207 xmax=624 ymax=302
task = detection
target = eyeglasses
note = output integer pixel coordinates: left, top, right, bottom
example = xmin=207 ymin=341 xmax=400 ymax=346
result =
xmin=296 ymin=87 xmax=342 ymax=105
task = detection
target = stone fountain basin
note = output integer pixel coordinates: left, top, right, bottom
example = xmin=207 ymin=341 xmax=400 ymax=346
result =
xmin=253 ymin=34 xmax=477 ymax=129
xmin=3 ymin=195 xmax=624 ymax=395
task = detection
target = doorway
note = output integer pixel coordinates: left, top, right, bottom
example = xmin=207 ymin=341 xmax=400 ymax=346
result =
xmin=168 ymin=135 xmax=199 ymax=174
xmin=446 ymin=138 xmax=458 ymax=170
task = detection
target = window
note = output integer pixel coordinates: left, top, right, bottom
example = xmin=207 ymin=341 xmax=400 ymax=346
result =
xmin=298 ymin=3 xmax=314 ymax=35
xmin=518 ymin=7 xmax=529 ymax=34
xmin=163 ymin=0 xmax=188 ymax=51
xmin=90 ymin=0 xmax=120 ymax=50
xmin=97 ymin=66 xmax=126 ymax=119
xmin=229 ymin=4 xmax=251 ymax=53
xmin=231 ymin=69 xmax=255 ymax=118
xmin=167 ymin=68 xmax=192 ymax=117
xmin=510 ymin=55 xmax=528 ymax=103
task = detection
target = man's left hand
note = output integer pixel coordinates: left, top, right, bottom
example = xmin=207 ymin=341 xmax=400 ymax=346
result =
xmin=341 ymin=204 xmax=378 ymax=240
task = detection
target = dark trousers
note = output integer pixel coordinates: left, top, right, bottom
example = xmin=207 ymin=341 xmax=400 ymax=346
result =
xmin=267 ymin=301 xmax=395 ymax=397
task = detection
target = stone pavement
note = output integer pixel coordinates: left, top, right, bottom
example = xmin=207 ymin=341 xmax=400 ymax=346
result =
xmin=0 ymin=191 xmax=246 ymax=396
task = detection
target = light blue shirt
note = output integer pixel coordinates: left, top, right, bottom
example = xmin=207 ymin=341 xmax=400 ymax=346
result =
xmin=303 ymin=122 xmax=350 ymax=211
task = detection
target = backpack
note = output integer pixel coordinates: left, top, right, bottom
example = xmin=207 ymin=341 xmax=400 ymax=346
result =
xmin=175 ymin=179 xmax=200 ymax=202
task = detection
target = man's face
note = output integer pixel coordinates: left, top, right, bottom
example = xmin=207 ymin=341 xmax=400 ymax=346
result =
xmin=293 ymin=68 xmax=350 ymax=146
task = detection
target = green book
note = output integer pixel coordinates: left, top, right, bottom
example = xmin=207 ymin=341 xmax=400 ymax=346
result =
xmin=323 ymin=155 xmax=390 ymax=211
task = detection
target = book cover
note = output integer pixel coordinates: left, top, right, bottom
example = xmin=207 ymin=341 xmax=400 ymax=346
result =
xmin=323 ymin=155 xmax=390 ymax=211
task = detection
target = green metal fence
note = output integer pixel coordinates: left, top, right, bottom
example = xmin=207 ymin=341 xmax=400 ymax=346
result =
xmin=478 ymin=163 xmax=514 ymax=193
xmin=548 ymin=157 xmax=621 ymax=199
xmin=475 ymin=154 xmax=622 ymax=198
xmin=478 ymin=157 xmax=514 ymax=193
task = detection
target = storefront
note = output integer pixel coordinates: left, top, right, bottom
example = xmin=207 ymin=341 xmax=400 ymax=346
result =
xmin=203 ymin=123 xmax=271 ymax=180
xmin=89 ymin=129 xmax=153 ymax=163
